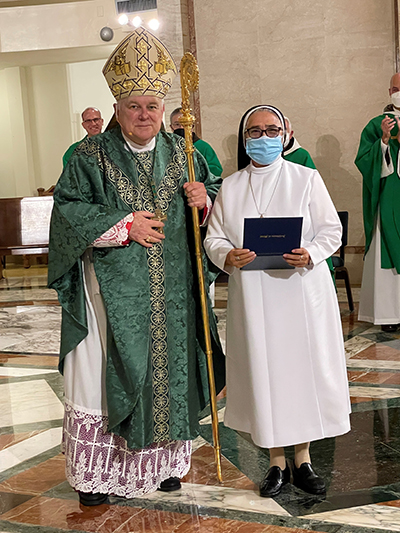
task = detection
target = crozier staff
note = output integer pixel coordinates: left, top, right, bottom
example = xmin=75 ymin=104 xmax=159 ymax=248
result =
xmin=204 ymin=104 xmax=350 ymax=498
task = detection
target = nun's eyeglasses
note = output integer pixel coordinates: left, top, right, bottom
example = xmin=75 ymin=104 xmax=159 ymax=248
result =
xmin=245 ymin=127 xmax=282 ymax=139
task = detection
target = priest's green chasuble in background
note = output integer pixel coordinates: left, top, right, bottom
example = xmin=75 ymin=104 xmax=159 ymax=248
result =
xmin=355 ymin=114 xmax=400 ymax=273
xmin=284 ymin=147 xmax=316 ymax=169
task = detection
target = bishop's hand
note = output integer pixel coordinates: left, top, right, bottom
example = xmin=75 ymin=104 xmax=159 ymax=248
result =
xmin=128 ymin=211 xmax=165 ymax=248
xmin=183 ymin=182 xmax=207 ymax=209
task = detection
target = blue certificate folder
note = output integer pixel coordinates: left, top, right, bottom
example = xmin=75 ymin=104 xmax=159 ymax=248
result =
xmin=241 ymin=217 xmax=303 ymax=270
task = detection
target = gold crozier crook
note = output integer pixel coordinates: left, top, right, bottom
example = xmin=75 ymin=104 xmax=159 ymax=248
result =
xmin=179 ymin=52 xmax=223 ymax=483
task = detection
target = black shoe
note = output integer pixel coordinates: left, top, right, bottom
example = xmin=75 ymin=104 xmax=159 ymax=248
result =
xmin=259 ymin=463 xmax=290 ymax=498
xmin=158 ymin=477 xmax=181 ymax=492
xmin=78 ymin=491 xmax=108 ymax=506
xmin=381 ymin=324 xmax=398 ymax=333
xmin=292 ymin=462 xmax=326 ymax=495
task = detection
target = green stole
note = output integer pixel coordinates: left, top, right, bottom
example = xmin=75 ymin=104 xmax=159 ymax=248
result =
xmin=49 ymin=127 xmax=224 ymax=449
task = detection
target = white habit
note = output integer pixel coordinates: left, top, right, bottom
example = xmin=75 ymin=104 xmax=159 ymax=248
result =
xmin=204 ymin=157 xmax=351 ymax=449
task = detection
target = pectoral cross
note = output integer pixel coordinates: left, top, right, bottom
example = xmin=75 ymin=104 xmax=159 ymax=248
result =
xmin=154 ymin=208 xmax=167 ymax=234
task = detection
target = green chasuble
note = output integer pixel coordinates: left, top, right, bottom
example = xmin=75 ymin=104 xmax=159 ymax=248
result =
xmin=48 ymin=126 xmax=225 ymax=449
xmin=62 ymin=137 xmax=86 ymax=168
xmin=355 ymin=114 xmax=400 ymax=273
xmin=284 ymin=147 xmax=316 ymax=169
xmin=194 ymin=139 xmax=223 ymax=177
xmin=283 ymin=147 xmax=335 ymax=280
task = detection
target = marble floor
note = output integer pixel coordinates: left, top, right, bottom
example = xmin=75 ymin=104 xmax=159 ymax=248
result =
xmin=2 ymin=268 xmax=400 ymax=532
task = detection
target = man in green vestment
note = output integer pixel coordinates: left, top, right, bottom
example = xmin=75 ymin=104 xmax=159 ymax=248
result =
xmin=62 ymin=107 xmax=104 ymax=168
xmin=48 ymin=27 xmax=224 ymax=506
xmin=355 ymin=73 xmax=400 ymax=332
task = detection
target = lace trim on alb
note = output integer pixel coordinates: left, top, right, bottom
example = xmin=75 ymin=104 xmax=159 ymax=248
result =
xmin=62 ymin=401 xmax=191 ymax=497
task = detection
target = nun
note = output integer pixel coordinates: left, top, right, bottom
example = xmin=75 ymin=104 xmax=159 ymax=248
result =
xmin=204 ymin=105 xmax=350 ymax=497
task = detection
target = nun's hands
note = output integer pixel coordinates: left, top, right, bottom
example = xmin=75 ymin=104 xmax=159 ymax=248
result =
xmin=283 ymin=248 xmax=310 ymax=267
xmin=225 ymin=248 xmax=256 ymax=269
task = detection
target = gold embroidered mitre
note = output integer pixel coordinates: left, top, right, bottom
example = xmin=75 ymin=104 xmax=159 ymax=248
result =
xmin=103 ymin=26 xmax=177 ymax=101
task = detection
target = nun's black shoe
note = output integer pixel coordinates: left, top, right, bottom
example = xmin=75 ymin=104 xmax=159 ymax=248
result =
xmin=158 ymin=477 xmax=181 ymax=492
xmin=292 ymin=462 xmax=326 ymax=495
xmin=381 ymin=324 xmax=398 ymax=333
xmin=259 ymin=463 xmax=290 ymax=497
xmin=78 ymin=491 xmax=108 ymax=506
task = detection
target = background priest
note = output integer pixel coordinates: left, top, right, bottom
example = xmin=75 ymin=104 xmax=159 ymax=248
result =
xmin=48 ymin=27 xmax=224 ymax=506
xmin=62 ymin=107 xmax=104 ymax=167
xmin=355 ymin=73 xmax=400 ymax=332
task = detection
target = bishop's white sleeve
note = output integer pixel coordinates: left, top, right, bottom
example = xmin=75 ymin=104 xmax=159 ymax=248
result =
xmin=204 ymin=186 xmax=235 ymax=275
xmin=305 ymin=171 xmax=342 ymax=267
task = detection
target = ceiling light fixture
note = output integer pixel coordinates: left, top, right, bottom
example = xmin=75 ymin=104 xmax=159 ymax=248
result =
xmin=148 ymin=18 xmax=160 ymax=31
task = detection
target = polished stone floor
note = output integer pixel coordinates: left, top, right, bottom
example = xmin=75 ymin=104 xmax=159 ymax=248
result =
xmin=2 ymin=267 xmax=400 ymax=532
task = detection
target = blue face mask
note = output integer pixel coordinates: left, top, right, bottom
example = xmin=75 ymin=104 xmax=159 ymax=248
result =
xmin=245 ymin=136 xmax=283 ymax=166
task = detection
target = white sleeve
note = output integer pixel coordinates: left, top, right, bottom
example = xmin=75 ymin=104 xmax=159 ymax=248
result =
xmin=204 ymin=185 xmax=235 ymax=275
xmin=305 ymin=172 xmax=342 ymax=267
xmin=381 ymin=140 xmax=394 ymax=177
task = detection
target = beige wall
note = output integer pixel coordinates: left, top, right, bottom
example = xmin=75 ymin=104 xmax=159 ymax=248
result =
xmin=0 ymin=71 xmax=15 ymax=197
xmin=0 ymin=59 xmax=117 ymax=197
xmin=158 ymin=0 xmax=185 ymax=129
xmin=0 ymin=0 xmax=395 ymax=282
xmin=0 ymin=67 xmax=36 ymax=198
xmin=67 ymin=59 xmax=116 ymax=139
xmin=0 ymin=0 xmax=122 ymax=54
xmin=0 ymin=0 xmax=124 ymax=197
xmin=27 ymin=64 xmax=72 ymax=191
xmin=0 ymin=0 xmax=180 ymax=198
xmin=193 ymin=0 xmax=395 ymax=283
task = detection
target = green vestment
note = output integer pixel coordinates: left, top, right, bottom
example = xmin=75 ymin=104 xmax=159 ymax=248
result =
xmin=355 ymin=114 xmax=400 ymax=272
xmin=284 ymin=147 xmax=316 ymax=169
xmin=194 ymin=139 xmax=223 ymax=177
xmin=49 ymin=126 xmax=225 ymax=449
xmin=62 ymin=137 xmax=86 ymax=168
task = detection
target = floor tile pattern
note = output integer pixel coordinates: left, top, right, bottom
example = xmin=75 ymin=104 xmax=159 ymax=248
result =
xmin=1 ymin=272 xmax=400 ymax=532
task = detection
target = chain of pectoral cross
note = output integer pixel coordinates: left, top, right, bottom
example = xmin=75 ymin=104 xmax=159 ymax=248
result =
xmin=134 ymin=151 xmax=167 ymax=232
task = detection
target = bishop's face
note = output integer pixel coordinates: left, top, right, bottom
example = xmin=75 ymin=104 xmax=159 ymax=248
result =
xmin=115 ymin=95 xmax=164 ymax=145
